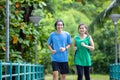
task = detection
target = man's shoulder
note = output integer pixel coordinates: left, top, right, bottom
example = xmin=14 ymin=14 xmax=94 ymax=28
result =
xmin=50 ymin=32 xmax=56 ymax=35
xmin=62 ymin=31 xmax=70 ymax=35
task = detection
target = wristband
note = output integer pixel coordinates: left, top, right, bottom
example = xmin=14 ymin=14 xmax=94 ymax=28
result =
xmin=65 ymin=47 xmax=68 ymax=50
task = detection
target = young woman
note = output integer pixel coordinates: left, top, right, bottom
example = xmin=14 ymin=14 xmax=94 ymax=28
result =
xmin=74 ymin=23 xmax=95 ymax=80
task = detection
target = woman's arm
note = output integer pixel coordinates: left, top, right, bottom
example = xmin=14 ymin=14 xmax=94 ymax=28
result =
xmin=74 ymin=39 xmax=77 ymax=51
xmin=81 ymin=36 xmax=95 ymax=51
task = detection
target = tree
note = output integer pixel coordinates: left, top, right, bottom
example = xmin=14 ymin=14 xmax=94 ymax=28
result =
xmin=0 ymin=0 xmax=48 ymax=63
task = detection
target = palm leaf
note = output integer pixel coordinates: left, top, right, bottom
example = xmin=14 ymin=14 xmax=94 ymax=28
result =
xmin=88 ymin=0 xmax=120 ymax=33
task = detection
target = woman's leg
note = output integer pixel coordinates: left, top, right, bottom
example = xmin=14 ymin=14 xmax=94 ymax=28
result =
xmin=84 ymin=66 xmax=90 ymax=80
xmin=76 ymin=65 xmax=83 ymax=80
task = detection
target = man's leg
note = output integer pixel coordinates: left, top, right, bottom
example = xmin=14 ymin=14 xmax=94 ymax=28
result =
xmin=52 ymin=62 xmax=59 ymax=80
xmin=60 ymin=74 xmax=66 ymax=80
xmin=53 ymin=71 xmax=59 ymax=80
xmin=59 ymin=62 xmax=69 ymax=80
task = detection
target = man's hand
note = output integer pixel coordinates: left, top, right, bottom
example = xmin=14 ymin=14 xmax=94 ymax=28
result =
xmin=51 ymin=50 xmax=56 ymax=54
xmin=60 ymin=47 xmax=66 ymax=52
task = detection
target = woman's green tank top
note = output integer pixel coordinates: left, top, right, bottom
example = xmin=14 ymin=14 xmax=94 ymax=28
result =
xmin=74 ymin=35 xmax=91 ymax=66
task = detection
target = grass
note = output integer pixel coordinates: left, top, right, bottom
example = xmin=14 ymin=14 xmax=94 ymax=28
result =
xmin=45 ymin=74 xmax=109 ymax=80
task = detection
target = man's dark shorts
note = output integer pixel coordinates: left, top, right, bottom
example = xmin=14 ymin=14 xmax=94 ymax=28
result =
xmin=52 ymin=61 xmax=69 ymax=74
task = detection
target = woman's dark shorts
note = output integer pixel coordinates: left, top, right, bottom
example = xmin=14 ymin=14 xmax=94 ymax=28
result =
xmin=52 ymin=61 xmax=69 ymax=74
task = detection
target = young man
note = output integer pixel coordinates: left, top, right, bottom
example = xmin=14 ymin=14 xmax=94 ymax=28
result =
xmin=47 ymin=19 xmax=72 ymax=80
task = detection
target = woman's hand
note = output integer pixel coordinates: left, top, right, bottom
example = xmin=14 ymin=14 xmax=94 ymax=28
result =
xmin=81 ymin=42 xmax=94 ymax=51
xmin=81 ymin=42 xmax=86 ymax=47
xmin=74 ymin=46 xmax=77 ymax=50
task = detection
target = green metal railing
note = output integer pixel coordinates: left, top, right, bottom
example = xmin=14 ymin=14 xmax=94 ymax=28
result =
xmin=0 ymin=61 xmax=44 ymax=80
xmin=109 ymin=63 xmax=120 ymax=80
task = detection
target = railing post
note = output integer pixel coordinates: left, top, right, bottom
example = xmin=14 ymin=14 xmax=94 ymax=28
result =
xmin=22 ymin=63 xmax=24 ymax=80
xmin=38 ymin=65 xmax=40 ymax=79
xmin=39 ymin=65 xmax=42 ymax=79
xmin=15 ymin=62 xmax=20 ymax=80
xmin=41 ymin=65 xmax=44 ymax=80
xmin=28 ymin=64 xmax=31 ymax=80
xmin=36 ymin=65 xmax=38 ymax=80
xmin=26 ymin=64 xmax=28 ymax=80
xmin=31 ymin=64 xmax=35 ymax=80
xmin=21 ymin=63 xmax=26 ymax=80
xmin=0 ymin=61 xmax=2 ymax=80
xmin=110 ymin=64 xmax=120 ymax=80
xmin=42 ymin=65 xmax=44 ymax=80
xmin=9 ymin=62 xmax=12 ymax=80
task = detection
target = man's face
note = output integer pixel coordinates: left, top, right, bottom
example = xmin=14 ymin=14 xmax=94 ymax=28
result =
xmin=56 ymin=22 xmax=63 ymax=32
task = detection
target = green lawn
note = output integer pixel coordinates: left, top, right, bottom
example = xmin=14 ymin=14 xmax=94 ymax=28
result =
xmin=45 ymin=74 xmax=109 ymax=80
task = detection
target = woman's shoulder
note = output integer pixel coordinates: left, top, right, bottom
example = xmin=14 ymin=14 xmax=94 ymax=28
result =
xmin=86 ymin=35 xmax=93 ymax=40
xmin=87 ymin=35 xmax=92 ymax=38
xmin=74 ymin=35 xmax=79 ymax=39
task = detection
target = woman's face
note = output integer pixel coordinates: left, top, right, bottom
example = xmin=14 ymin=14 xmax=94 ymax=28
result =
xmin=79 ymin=25 xmax=86 ymax=34
xmin=56 ymin=21 xmax=63 ymax=32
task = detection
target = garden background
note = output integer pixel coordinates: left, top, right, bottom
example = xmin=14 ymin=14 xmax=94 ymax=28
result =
xmin=0 ymin=0 xmax=120 ymax=79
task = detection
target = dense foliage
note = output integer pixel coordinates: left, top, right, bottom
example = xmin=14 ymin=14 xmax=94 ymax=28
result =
xmin=0 ymin=0 xmax=49 ymax=63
